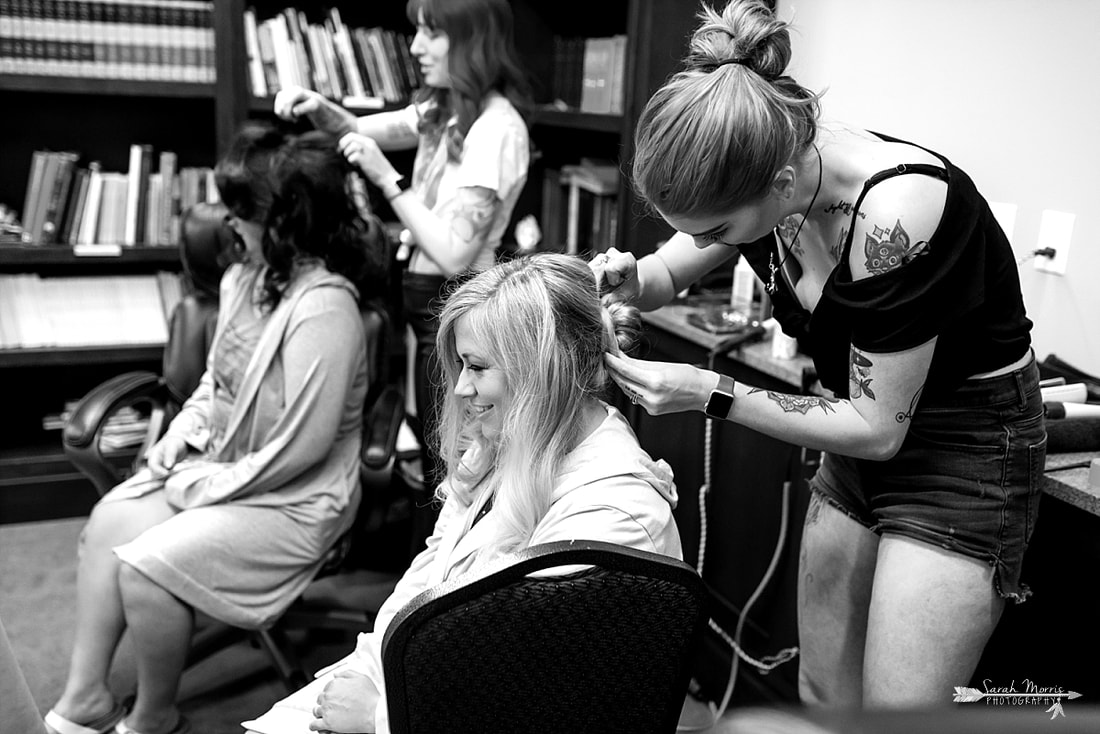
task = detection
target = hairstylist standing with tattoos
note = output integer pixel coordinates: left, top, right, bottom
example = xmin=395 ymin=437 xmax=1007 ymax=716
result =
xmin=275 ymin=0 xmax=530 ymax=519
xmin=594 ymin=0 xmax=1045 ymax=709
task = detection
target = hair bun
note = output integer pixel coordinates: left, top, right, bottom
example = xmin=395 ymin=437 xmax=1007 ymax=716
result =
xmin=603 ymin=300 xmax=640 ymax=355
xmin=687 ymin=0 xmax=791 ymax=81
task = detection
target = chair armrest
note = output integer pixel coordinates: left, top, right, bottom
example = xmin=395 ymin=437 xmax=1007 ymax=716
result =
xmin=62 ymin=371 xmax=169 ymax=496
xmin=362 ymin=384 xmax=404 ymax=472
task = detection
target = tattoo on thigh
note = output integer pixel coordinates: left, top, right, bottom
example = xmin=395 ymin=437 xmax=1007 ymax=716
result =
xmin=806 ymin=491 xmax=824 ymax=527
xmin=895 ymin=385 xmax=924 ymax=423
xmin=748 ymin=387 xmax=840 ymax=415
xmin=849 ymin=348 xmax=876 ymax=400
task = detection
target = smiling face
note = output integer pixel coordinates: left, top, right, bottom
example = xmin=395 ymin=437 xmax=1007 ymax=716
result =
xmin=452 ymin=313 xmax=510 ymax=441
xmin=409 ymin=10 xmax=451 ymax=89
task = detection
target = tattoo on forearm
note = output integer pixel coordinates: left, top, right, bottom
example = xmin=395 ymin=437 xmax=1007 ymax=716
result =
xmin=849 ymin=349 xmax=876 ymax=400
xmin=864 ymin=218 xmax=929 ymax=275
xmin=895 ymin=385 xmax=924 ymax=423
xmin=748 ymin=387 xmax=840 ymax=415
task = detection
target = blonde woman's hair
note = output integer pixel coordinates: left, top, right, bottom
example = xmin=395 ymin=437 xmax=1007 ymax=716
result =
xmin=632 ymin=0 xmax=820 ymax=219
xmin=434 ymin=253 xmax=639 ymax=552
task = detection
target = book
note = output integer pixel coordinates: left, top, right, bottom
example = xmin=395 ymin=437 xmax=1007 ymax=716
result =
xmin=20 ymin=150 xmax=48 ymax=243
xmin=60 ymin=166 xmax=91 ymax=245
xmin=76 ymin=162 xmax=104 ymax=246
xmin=123 ymin=143 xmax=154 ymax=246
xmin=39 ymin=151 xmax=80 ymax=245
xmin=242 ymin=7 xmax=267 ymax=97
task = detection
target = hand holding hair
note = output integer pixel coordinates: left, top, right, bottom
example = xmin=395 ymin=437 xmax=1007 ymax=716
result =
xmin=605 ymin=351 xmax=717 ymax=416
xmin=589 ymin=247 xmax=639 ymax=303
xmin=273 ymin=85 xmax=358 ymax=138
xmin=337 ymin=133 xmax=398 ymax=188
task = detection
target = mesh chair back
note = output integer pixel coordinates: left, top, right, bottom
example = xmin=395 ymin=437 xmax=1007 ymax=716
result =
xmin=382 ymin=540 xmax=708 ymax=734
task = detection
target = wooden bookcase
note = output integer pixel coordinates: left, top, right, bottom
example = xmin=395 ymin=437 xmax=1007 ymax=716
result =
xmin=0 ymin=0 xmax=698 ymax=520
xmin=213 ymin=0 xmax=697 ymax=257
xmin=0 ymin=75 xmax=213 ymax=522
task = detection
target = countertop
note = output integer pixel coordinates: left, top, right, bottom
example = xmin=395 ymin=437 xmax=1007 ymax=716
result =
xmin=641 ymin=304 xmax=1100 ymax=518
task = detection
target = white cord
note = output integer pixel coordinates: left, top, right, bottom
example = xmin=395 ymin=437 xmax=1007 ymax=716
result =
xmin=678 ymin=351 xmax=799 ymax=732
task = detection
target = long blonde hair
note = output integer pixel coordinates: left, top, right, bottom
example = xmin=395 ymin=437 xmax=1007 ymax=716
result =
xmin=434 ymin=254 xmax=638 ymax=552
xmin=632 ymin=0 xmax=820 ymax=219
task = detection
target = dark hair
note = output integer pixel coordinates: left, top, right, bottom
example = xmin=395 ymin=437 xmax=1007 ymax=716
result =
xmin=214 ymin=122 xmax=388 ymax=310
xmin=632 ymin=0 xmax=820 ymax=219
xmin=406 ymin=0 xmax=531 ymax=161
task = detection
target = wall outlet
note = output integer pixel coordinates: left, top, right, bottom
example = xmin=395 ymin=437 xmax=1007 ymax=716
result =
xmin=1034 ymin=209 xmax=1075 ymax=275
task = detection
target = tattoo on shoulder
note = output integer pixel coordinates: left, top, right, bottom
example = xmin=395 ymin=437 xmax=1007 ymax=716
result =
xmin=895 ymin=385 xmax=924 ymax=423
xmin=864 ymin=218 xmax=929 ymax=275
xmin=849 ymin=349 xmax=876 ymax=400
xmin=748 ymin=387 xmax=840 ymax=415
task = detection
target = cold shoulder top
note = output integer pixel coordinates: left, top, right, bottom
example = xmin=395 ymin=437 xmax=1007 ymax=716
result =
xmin=739 ymin=134 xmax=1032 ymax=399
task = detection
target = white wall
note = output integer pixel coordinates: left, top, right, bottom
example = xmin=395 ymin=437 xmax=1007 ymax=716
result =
xmin=780 ymin=0 xmax=1099 ymax=374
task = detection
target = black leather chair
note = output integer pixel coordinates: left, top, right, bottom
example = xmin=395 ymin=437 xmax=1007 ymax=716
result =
xmin=63 ymin=201 xmax=236 ymax=493
xmin=61 ymin=201 xmax=410 ymax=691
xmin=382 ymin=540 xmax=709 ymax=734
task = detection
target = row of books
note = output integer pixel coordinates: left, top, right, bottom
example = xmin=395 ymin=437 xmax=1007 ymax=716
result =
xmin=539 ymin=160 xmax=620 ymax=255
xmin=552 ymin=35 xmax=628 ymax=115
xmin=0 ymin=0 xmax=215 ymax=82
xmin=20 ymin=146 xmax=219 ymax=247
xmin=244 ymin=6 xmax=421 ymax=107
xmin=43 ymin=401 xmax=149 ymax=450
xmin=0 ymin=271 xmax=182 ymax=349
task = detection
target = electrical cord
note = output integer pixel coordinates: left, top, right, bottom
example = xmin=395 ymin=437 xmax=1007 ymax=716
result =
xmin=1017 ymin=247 xmax=1057 ymax=266
xmin=677 ymin=346 xmax=799 ymax=732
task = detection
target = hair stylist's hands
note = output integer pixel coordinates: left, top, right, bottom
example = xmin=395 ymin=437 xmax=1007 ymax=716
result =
xmin=309 ymin=669 xmax=379 ymax=733
xmin=605 ymin=351 xmax=715 ymax=416
xmin=146 ymin=435 xmax=188 ymax=478
xmin=590 ymin=248 xmax=640 ymax=304
xmin=338 ymin=133 xmax=398 ymax=189
xmin=274 ymin=85 xmax=357 ymax=138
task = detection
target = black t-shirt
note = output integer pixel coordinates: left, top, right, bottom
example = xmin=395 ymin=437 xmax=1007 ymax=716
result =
xmin=739 ymin=134 xmax=1032 ymax=399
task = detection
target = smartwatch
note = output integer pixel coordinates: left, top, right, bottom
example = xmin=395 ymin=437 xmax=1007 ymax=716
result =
xmin=704 ymin=374 xmax=736 ymax=420
xmin=386 ymin=175 xmax=413 ymax=202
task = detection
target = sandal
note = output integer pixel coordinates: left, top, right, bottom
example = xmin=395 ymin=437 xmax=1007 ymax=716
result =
xmin=44 ymin=701 xmax=127 ymax=734
xmin=113 ymin=715 xmax=192 ymax=734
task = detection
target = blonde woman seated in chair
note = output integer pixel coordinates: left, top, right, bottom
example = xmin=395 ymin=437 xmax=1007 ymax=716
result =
xmin=45 ymin=123 xmax=387 ymax=734
xmin=244 ymin=253 xmax=683 ymax=734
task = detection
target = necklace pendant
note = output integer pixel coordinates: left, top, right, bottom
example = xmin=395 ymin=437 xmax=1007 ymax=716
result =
xmin=766 ymin=252 xmax=777 ymax=295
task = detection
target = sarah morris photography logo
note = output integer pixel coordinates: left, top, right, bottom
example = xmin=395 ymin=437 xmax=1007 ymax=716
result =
xmin=954 ymin=679 xmax=1082 ymax=719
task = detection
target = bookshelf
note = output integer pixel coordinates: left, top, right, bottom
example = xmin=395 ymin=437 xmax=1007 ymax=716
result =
xmin=0 ymin=0 xmax=700 ymax=517
xmin=0 ymin=2 xmax=218 ymax=519
xmin=213 ymin=0 xmax=698 ymax=257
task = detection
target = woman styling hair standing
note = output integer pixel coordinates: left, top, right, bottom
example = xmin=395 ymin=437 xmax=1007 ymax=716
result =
xmin=595 ymin=0 xmax=1045 ymax=708
xmin=274 ymin=0 xmax=532 ymax=544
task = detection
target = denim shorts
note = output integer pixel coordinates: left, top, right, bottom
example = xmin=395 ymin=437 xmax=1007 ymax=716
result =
xmin=809 ymin=354 xmax=1047 ymax=602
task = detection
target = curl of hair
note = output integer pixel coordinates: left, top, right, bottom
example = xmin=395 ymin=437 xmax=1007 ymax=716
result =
xmin=433 ymin=253 xmax=639 ymax=552
xmin=215 ymin=122 xmax=388 ymax=310
xmin=406 ymin=0 xmax=532 ymax=161
xmin=632 ymin=0 xmax=820 ymax=219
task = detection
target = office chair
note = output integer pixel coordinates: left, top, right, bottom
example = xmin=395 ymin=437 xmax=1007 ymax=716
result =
xmin=382 ymin=539 xmax=709 ymax=734
xmin=63 ymin=201 xmax=236 ymax=494
xmin=61 ymin=202 xmax=411 ymax=692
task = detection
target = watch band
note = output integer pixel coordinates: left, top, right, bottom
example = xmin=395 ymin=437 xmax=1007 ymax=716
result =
xmin=704 ymin=374 xmax=736 ymax=420
xmin=386 ymin=175 xmax=413 ymax=202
